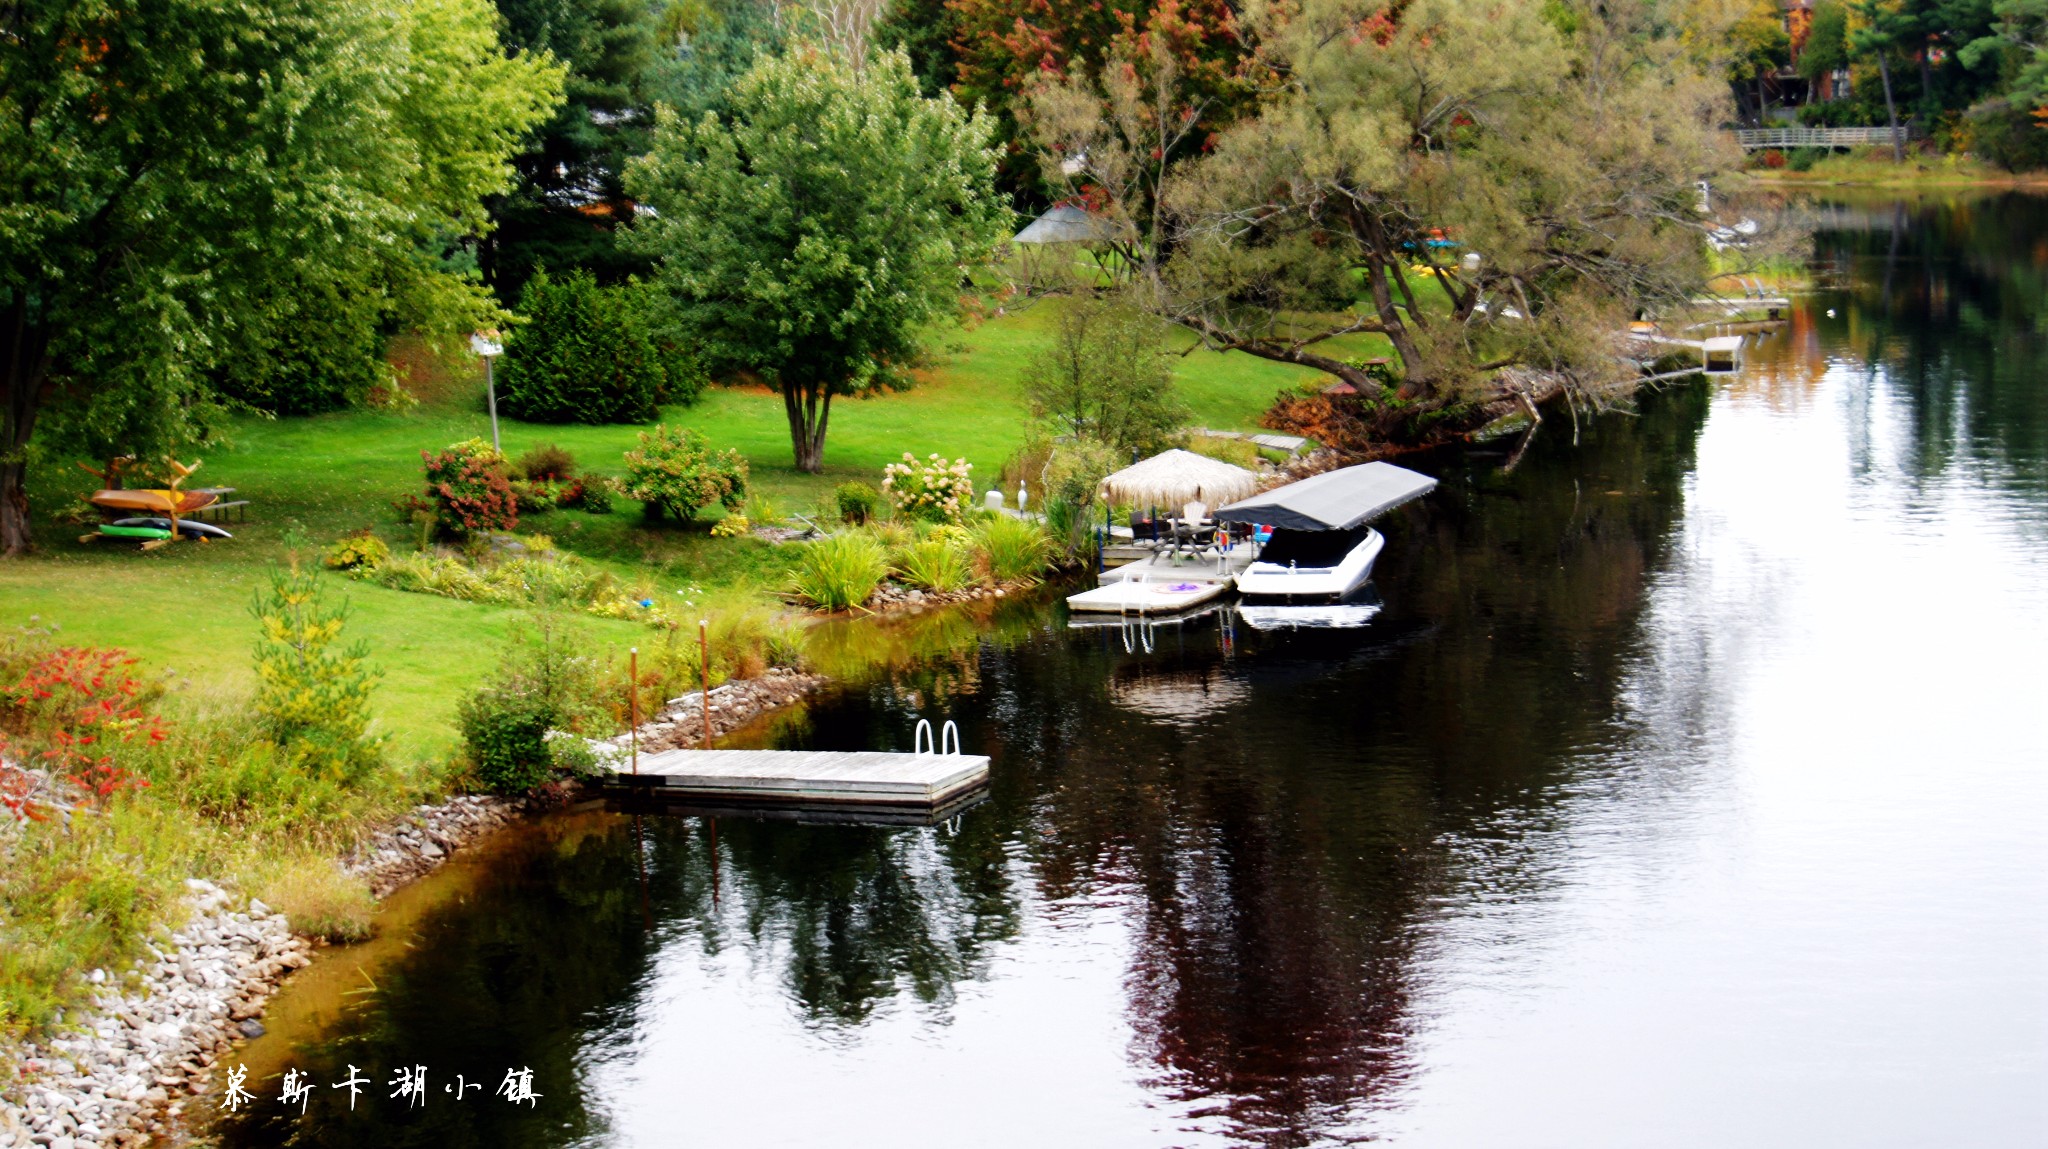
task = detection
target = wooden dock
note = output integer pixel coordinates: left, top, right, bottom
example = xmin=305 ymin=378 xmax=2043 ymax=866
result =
xmin=600 ymin=748 xmax=991 ymax=818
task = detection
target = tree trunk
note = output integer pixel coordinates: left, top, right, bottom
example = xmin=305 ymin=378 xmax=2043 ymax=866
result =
xmin=2 ymin=304 xmax=53 ymax=558
xmin=1876 ymin=52 xmax=1904 ymax=162
xmin=783 ymin=381 xmax=833 ymax=474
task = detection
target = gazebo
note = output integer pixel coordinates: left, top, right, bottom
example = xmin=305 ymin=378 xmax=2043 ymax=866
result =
xmin=1010 ymin=204 xmax=1116 ymax=245
xmin=1097 ymin=449 xmax=1259 ymax=511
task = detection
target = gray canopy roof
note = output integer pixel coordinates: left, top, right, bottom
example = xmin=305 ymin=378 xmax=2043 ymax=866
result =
xmin=1012 ymin=205 xmax=1115 ymax=245
xmin=1216 ymin=461 xmax=1437 ymax=531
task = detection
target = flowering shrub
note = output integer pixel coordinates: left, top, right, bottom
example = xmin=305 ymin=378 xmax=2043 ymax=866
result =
xmin=558 ymin=475 xmax=618 ymax=514
xmin=709 ymin=514 xmax=751 ymax=538
xmin=622 ymin=425 xmax=748 ymax=522
xmin=881 ymin=453 xmax=974 ymax=522
xmin=420 ymin=438 xmax=518 ymax=536
xmin=510 ymin=477 xmax=564 ymax=513
xmin=0 ymin=642 xmax=163 ymax=816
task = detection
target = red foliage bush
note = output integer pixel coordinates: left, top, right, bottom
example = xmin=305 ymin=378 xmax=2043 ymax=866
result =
xmin=1758 ymin=149 xmax=1787 ymax=170
xmin=0 ymin=644 xmax=162 ymax=815
xmin=420 ymin=438 xmax=519 ymax=536
xmin=1262 ymin=387 xmax=1380 ymax=455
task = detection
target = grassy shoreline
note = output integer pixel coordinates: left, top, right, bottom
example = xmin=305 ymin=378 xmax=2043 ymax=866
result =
xmin=1738 ymin=151 xmax=2048 ymax=190
xmin=0 ymin=299 xmax=1325 ymax=1046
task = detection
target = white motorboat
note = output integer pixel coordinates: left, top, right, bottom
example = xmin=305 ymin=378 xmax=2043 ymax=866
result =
xmin=1235 ymin=524 xmax=1384 ymax=599
xmin=1218 ymin=461 xmax=1437 ymax=602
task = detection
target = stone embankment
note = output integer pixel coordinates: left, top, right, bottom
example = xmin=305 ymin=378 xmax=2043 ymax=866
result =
xmin=0 ymin=881 xmax=308 ymax=1149
xmin=0 ymin=667 xmax=831 ymax=1147
xmin=618 ymin=666 xmax=829 ymax=754
xmin=342 ymin=794 xmax=521 ymax=899
xmin=864 ymin=582 xmax=1015 ymax=615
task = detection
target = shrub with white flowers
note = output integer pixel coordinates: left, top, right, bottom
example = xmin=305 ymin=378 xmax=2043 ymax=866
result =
xmin=880 ymin=453 xmax=975 ymax=522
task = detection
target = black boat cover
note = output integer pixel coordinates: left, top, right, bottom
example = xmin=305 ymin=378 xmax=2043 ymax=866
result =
xmin=1216 ymin=461 xmax=1437 ymax=531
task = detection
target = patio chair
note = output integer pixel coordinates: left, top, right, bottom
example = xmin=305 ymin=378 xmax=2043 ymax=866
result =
xmin=1168 ymin=501 xmax=1216 ymax=556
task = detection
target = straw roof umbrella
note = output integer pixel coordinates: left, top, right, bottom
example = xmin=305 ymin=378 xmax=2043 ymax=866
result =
xmin=1098 ymin=449 xmax=1259 ymax=509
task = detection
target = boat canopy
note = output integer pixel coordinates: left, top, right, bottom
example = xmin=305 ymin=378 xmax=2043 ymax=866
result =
xmin=1216 ymin=461 xmax=1437 ymax=531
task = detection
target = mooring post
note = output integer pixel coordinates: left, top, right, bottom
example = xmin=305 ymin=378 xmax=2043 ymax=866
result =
xmin=699 ymin=618 xmax=712 ymax=750
xmin=629 ymin=646 xmax=639 ymax=776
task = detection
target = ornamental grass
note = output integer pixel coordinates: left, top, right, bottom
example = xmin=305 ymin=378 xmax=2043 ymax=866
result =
xmin=788 ymin=533 xmax=889 ymax=612
xmin=970 ymin=515 xmax=1051 ymax=585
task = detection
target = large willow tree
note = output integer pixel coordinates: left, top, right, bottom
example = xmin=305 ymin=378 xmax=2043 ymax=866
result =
xmin=0 ymin=0 xmax=561 ymax=555
xmin=1028 ymin=0 xmax=1736 ymax=436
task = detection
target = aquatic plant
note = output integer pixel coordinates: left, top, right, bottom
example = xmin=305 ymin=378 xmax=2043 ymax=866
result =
xmin=789 ymin=533 xmax=889 ymax=611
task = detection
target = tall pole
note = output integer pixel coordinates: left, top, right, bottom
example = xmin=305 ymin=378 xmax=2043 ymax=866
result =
xmin=485 ymin=356 xmax=501 ymax=456
xmin=629 ymin=646 xmax=639 ymax=776
xmin=699 ymin=619 xmax=712 ymax=749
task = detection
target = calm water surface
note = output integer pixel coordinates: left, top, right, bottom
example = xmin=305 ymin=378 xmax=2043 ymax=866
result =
xmin=219 ymin=197 xmax=2048 ymax=1147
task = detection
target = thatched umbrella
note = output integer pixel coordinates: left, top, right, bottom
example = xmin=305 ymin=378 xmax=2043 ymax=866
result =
xmin=1098 ymin=449 xmax=1259 ymax=510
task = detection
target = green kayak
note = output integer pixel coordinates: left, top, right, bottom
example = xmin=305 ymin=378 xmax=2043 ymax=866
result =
xmin=97 ymin=524 xmax=174 ymax=540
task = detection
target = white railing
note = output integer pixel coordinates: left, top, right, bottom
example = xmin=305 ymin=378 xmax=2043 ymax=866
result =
xmin=913 ymin=718 xmax=962 ymax=756
xmin=1731 ymin=126 xmax=1911 ymax=151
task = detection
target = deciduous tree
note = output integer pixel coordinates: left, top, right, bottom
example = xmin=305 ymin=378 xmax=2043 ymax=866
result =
xmin=1031 ymin=0 xmax=1734 ymax=442
xmin=625 ymin=48 xmax=1004 ymax=472
xmin=1020 ymin=299 xmax=1188 ymax=457
xmin=945 ymin=0 xmax=1252 ymax=194
xmin=0 ymin=0 xmax=561 ymax=555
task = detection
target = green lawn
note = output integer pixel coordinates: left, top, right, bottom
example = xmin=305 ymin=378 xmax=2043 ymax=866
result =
xmin=0 ymin=301 xmax=1335 ymax=753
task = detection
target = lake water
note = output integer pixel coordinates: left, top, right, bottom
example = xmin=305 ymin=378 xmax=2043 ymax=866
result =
xmin=215 ymin=196 xmax=2048 ymax=1148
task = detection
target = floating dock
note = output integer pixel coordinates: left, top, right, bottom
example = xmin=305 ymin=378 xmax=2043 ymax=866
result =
xmin=601 ymin=748 xmax=990 ymax=818
xmin=1069 ymin=546 xmax=1257 ymax=615
xmin=1066 ymin=578 xmax=1233 ymax=614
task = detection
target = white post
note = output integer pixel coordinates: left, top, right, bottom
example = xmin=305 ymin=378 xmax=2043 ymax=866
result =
xmin=485 ymin=355 xmax=500 ymax=456
xmin=470 ymin=332 xmax=505 ymax=456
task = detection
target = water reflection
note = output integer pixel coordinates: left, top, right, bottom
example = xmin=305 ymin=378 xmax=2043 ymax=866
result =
xmin=216 ymin=196 xmax=2046 ymax=1149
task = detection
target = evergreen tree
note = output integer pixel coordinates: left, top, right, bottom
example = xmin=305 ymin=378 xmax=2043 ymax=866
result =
xmin=498 ymin=269 xmax=666 ymax=424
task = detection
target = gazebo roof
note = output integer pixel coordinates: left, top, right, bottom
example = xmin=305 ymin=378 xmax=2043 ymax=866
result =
xmin=1011 ymin=204 xmax=1116 ymax=245
xmin=1098 ymin=449 xmax=1260 ymax=508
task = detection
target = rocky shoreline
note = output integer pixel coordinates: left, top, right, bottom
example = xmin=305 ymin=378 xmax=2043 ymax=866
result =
xmin=0 ymin=880 xmax=308 ymax=1149
xmin=0 ymin=666 xmax=829 ymax=1148
xmin=863 ymin=581 xmax=1016 ymax=615
xmin=616 ymin=665 xmax=828 ymax=755
xmin=342 ymin=794 xmax=525 ymax=900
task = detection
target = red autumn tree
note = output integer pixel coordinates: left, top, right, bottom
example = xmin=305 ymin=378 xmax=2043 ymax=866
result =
xmin=943 ymin=0 xmax=1255 ymax=193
